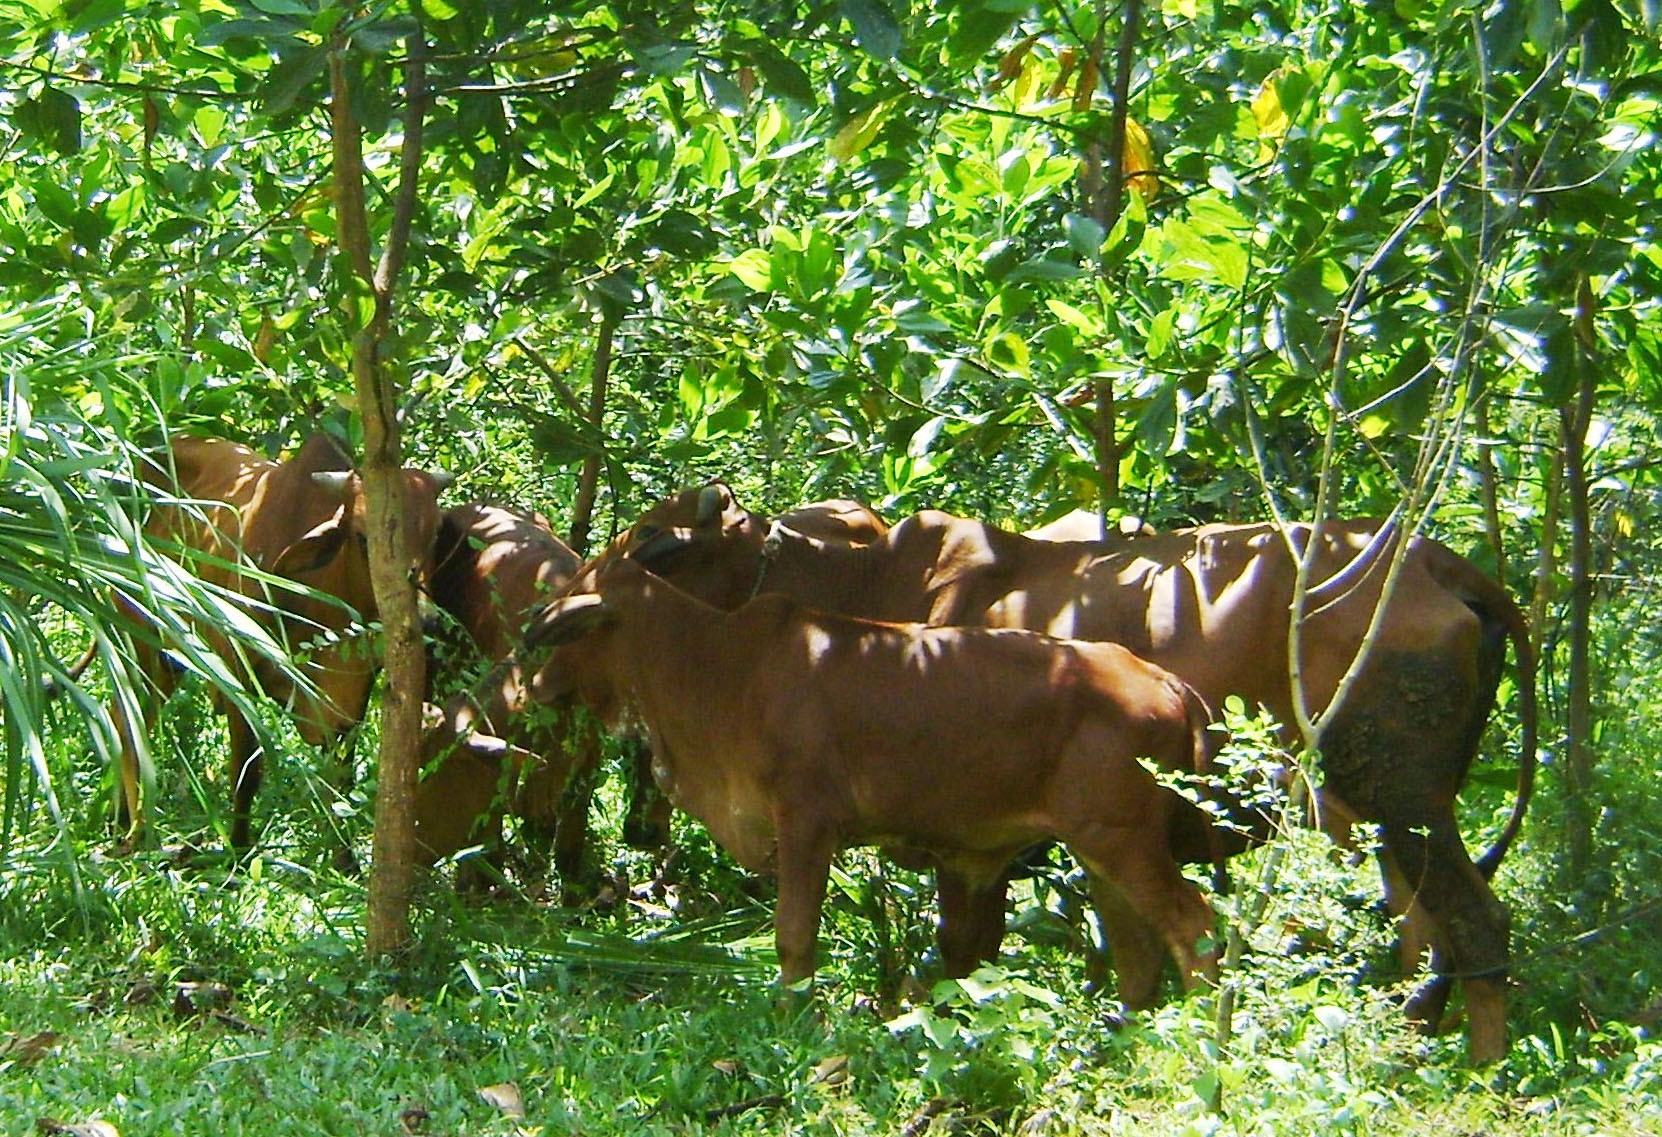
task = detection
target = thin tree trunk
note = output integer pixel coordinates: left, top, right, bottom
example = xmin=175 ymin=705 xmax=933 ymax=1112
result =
xmin=1475 ymin=400 xmax=1508 ymax=583
xmin=1531 ymin=439 xmax=1563 ymax=647
xmin=330 ymin=19 xmax=431 ymax=957
xmin=1086 ymin=0 xmax=1141 ymax=522
xmin=568 ymin=311 xmax=619 ymax=558
xmin=1560 ymin=372 xmax=1597 ymax=881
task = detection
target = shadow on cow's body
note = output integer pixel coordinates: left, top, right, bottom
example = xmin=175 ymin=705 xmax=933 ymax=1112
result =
xmin=527 ymin=558 xmax=1221 ymax=993
xmin=577 ymin=482 xmax=1536 ymax=1063
xmin=111 ymin=432 xmax=450 ymax=851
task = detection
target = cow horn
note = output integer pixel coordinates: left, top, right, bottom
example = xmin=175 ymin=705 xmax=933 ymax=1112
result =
xmin=695 ymin=483 xmax=729 ymax=526
xmin=311 ymin=470 xmax=353 ymax=497
xmin=429 ymin=469 xmax=455 ymax=491
xmin=458 ymin=730 xmax=539 ymax=767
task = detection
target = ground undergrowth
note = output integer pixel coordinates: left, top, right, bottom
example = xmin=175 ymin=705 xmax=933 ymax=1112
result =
xmin=6 ymin=693 xmax=1662 ymax=1136
xmin=4 ymin=817 xmax=1662 ymax=1137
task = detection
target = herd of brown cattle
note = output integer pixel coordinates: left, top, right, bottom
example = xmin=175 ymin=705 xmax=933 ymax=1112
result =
xmin=105 ymin=432 xmax=1538 ymax=1064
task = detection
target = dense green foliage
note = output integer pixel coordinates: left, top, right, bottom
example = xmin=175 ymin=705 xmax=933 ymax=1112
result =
xmin=4 ymin=0 xmax=1662 ymax=1131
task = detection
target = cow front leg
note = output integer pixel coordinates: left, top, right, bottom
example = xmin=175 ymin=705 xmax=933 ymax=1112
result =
xmin=227 ymin=711 xmax=263 ymax=851
xmin=772 ymin=812 xmax=836 ymax=990
xmin=550 ymin=724 xmax=602 ymax=901
xmin=621 ymin=737 xmax=672 ymax=850
xmin=1070 ymin=834 xmax=1218 ymax=993
xmin=934 ymin=867 xmax=1008 ymax=978
xmin=322 ymin=730 xmax=360 ymax=873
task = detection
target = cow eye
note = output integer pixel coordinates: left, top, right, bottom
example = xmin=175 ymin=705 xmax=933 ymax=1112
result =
xmin=355 ymin=532 xmax=369 ymax=553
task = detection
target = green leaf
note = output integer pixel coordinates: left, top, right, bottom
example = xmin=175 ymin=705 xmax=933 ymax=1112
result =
xmin=727 ymin=249 xmax=773 ymax=291
xmin=257 ymin=45 xmax=328 ymax=115
xmin=1063 ymin=212 xmax=1106 ymax=258
xmin=828 ymin=101 xmax=892 ymax=163
xmin=1045 ymin=298 xmax=1103 ymax=337
xmin=949 ymin=2 xmax=1019 ymax=62
xmin=840 ymin=0 xmax=902 ymax=60
xmin=750 ymin=46 xmax=815 ymax=102
xmin=15 ymin=87 xmax=82 ymax=156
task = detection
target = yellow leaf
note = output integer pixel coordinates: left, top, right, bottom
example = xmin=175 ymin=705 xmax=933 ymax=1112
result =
xmin=1122 ymin=116 xmax=1160 ymax=202
xmin=828 ymin=101 xmax=892 ymax=163
xmin=1252 ymin=76 xmax=1289 ymax=137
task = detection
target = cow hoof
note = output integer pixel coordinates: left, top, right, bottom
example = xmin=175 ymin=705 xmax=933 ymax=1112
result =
xmin=331 ymin=845 xmax=362 ymax=877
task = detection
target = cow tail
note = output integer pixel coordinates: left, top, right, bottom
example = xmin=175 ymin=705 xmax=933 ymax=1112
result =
xmin=1430 ymin=551 xmax=1539 ymax=880
xmin=1474 ymin=585 xmax=1538 ymax=879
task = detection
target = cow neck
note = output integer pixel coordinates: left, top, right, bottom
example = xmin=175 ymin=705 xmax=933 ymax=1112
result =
xmin=748 ymin=520 xmax=892 ymax=619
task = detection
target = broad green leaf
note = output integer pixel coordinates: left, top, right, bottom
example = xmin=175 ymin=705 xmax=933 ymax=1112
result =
xmin=1045 ymin=298 xmax=1103 ymax=337
xmin=750 ymin=44 xmax=814 ymax=102
xmin=16 ymin=88 xmax=81 ymax=156
xmin=727 ymin=249 xmax=773 ymax=291
xmin=840 ymin=0 xmax=902 ymax=61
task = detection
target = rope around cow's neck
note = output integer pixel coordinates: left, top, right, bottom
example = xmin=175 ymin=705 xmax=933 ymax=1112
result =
xmin=749 ymin=519 xmax=790 ymax=599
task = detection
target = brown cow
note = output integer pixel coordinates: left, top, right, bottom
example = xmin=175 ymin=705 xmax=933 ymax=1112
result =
xmin=416 ymin=503 xmax=596 ymax=887
xmin=525 ymin=557 xmax=1221 ymax=992
xmin=611 ymin=494 xmax=891 ymax=852
xmin=578 ymin=482 xmax=1536 ymax=1063
xmin=418 ymin=496 xmax=892 ymax=888
xmin=112 ymin=433 xmax=451 ymax=850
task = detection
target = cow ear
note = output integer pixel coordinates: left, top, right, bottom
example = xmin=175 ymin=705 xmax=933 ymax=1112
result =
xmin=699 ymin=481 xmax=753 ymax=528
xmin=273 ymin=522 xmax=347 ymax=576
xmin=631 ymin=529 xmax=689 ymax=573
xmin=525 ymin=592 xmax=613 ymax=649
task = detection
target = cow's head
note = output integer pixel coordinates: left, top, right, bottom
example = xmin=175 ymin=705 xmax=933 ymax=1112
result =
xmin=521 ymin=557 xmax=669 ymax=724
xmin=270 ymin=466 xmax=454 ymax=611
xmin=565 ymin=481 xmax=769 ymax=610
xmin=267 ymin=461 xmax=452 ymax=744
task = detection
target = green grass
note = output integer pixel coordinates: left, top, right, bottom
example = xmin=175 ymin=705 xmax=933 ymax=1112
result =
xmin=5 ymin=818 xmax=1662 ymax=1137
xmin=7 ymin=678 xmax=1662 ymax=1135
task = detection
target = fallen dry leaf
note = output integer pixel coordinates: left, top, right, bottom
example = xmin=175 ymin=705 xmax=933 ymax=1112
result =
xmin=807 ymin=1054 xmax=849 ymax=1087
xmin=382 ymin=993 xmax=414 ymax=1015
xmin=3 ymin=1032 xmax=60 ymax=1068
xmin=711 ymin=1058 xmax=741 ymax=1077
xmin=478 ymin=1081 xmax=526 ymax=1120
xmin=399 ymin=1106 xmax=429 ymax=1134
xmin=35 ymin=1119 xmax=120 ymax=1137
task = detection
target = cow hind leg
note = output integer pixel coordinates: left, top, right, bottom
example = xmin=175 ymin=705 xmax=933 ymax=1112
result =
xmin=226 ymin=710 xmax=263 ymax=852
xmin=1087 ymin=877 xmax=1171 ymax=1009
xmin=110 ymin=641 xmax=172 ymax=849
xmin=1322 ymin=650 xmax=1512 ymax=1063
xmin=1068 ymin=831 xmax=1217 ymax=992
xmin=1383 ymin=823 xmax=1511 ymax=1063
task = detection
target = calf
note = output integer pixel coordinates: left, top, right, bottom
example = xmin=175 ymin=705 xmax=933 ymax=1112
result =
xmin=524 ymin=557 xmax=1220 ymax=991
xmin=417 ymin=503 xmax=597 ymax=887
